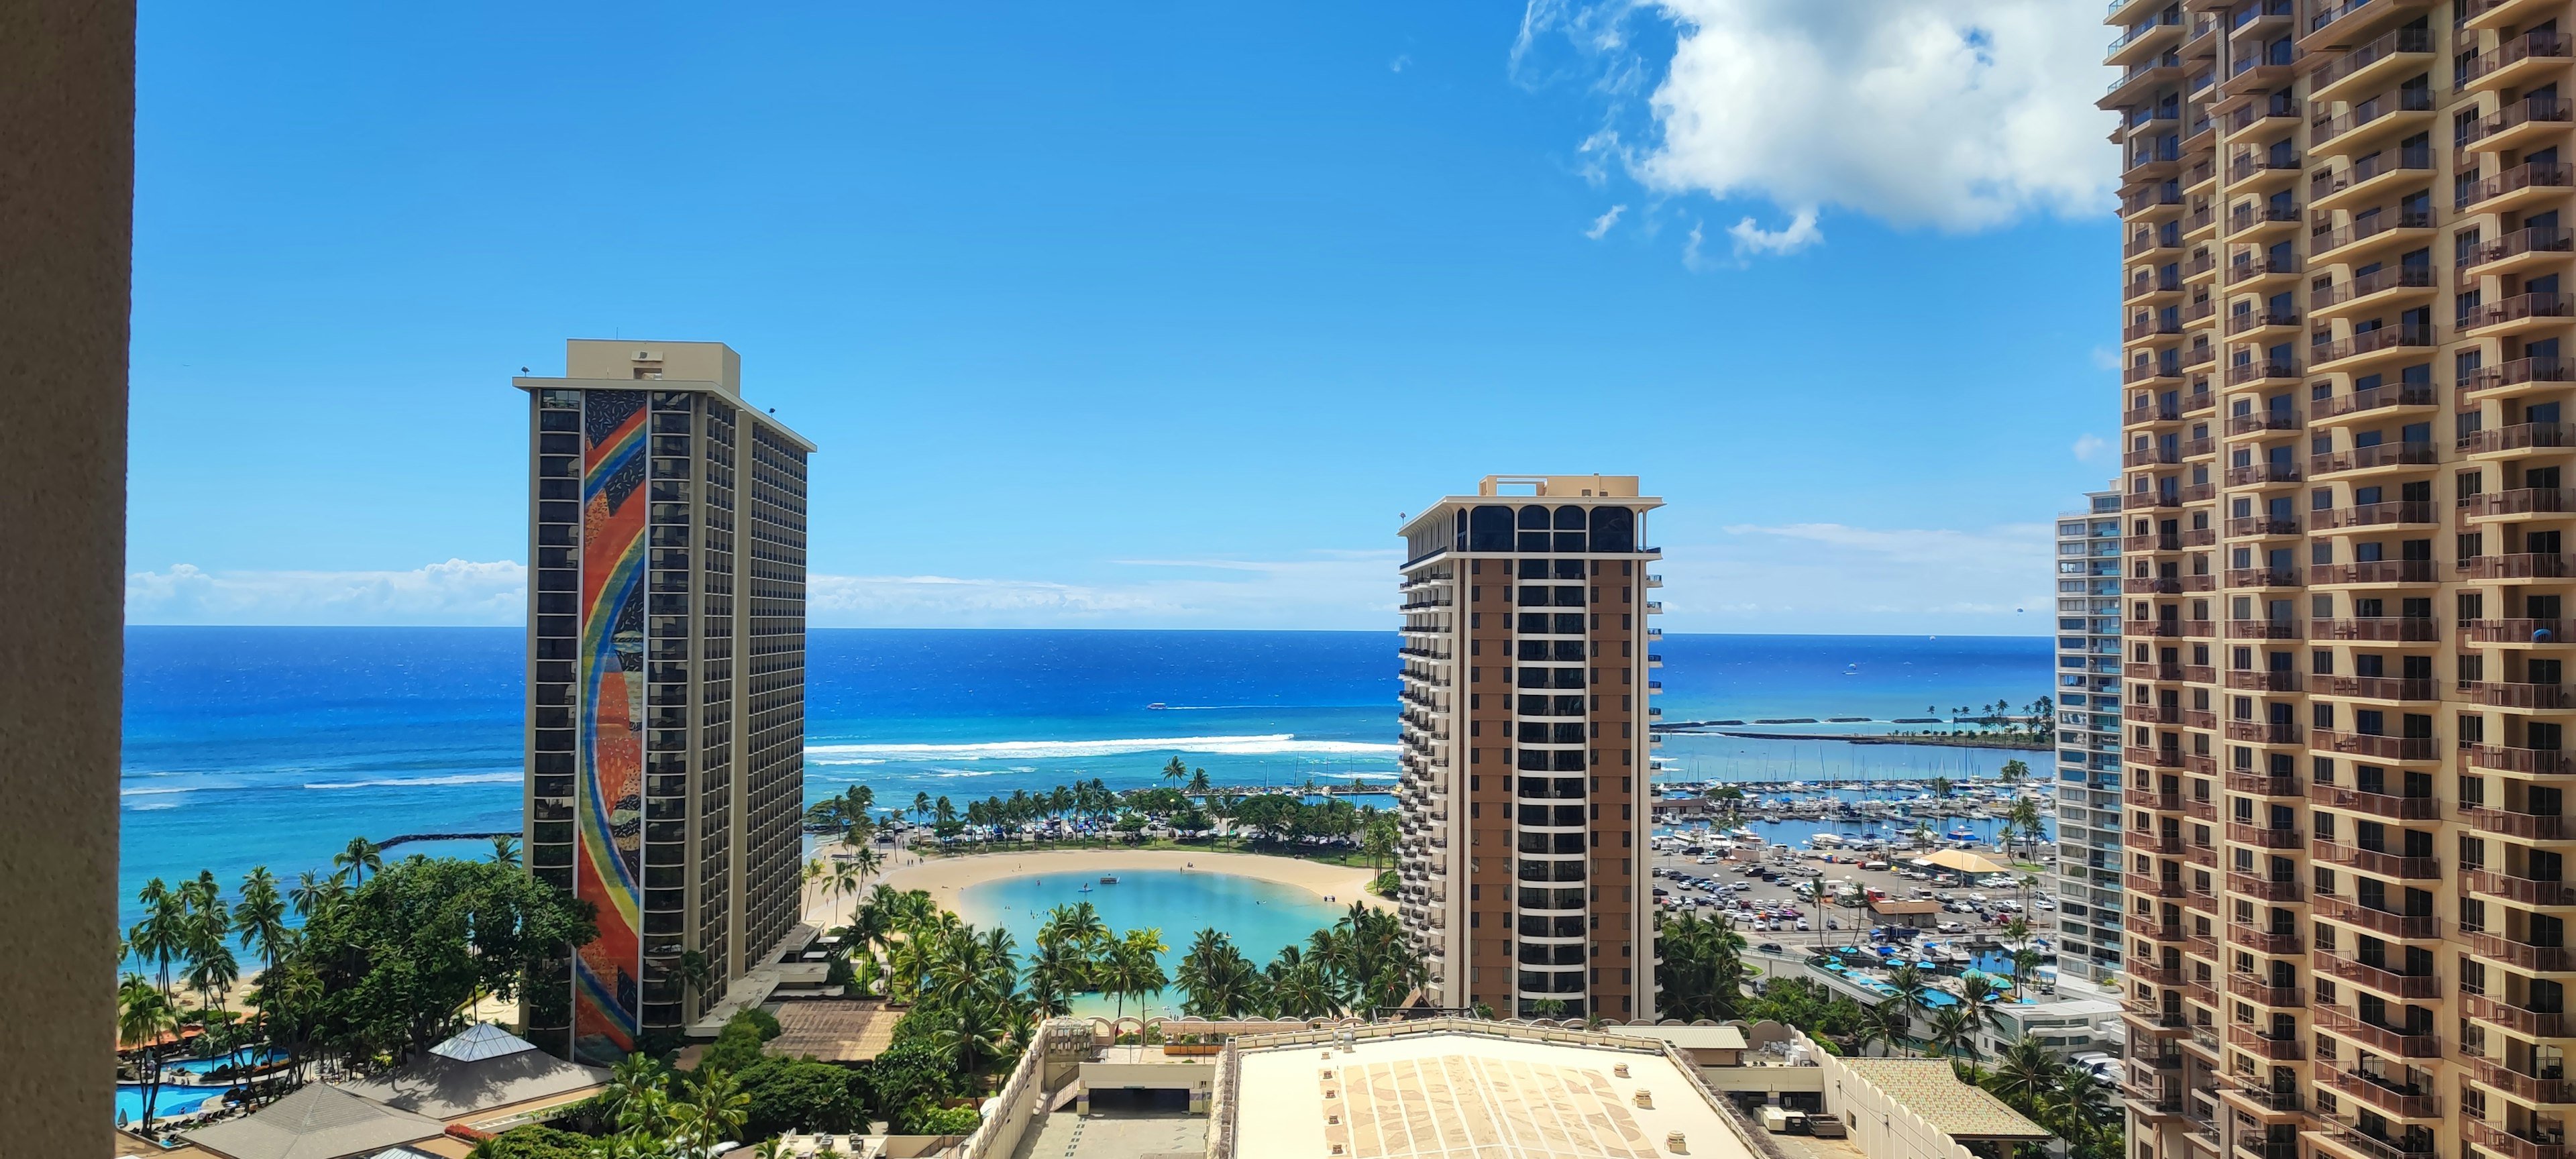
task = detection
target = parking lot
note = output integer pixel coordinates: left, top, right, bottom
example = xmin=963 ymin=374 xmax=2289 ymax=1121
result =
xmin=1646 ymin=843 xmax=2057 ymax=956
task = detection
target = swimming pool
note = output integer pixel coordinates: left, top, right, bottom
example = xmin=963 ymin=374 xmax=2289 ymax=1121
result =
xmin=955 ymin=868 xmax=1352 ymax=1018
xmin=115 ymin=1083 xmax=233 ymax=1126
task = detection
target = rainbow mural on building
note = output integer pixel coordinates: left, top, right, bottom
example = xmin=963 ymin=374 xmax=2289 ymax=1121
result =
xmin=573 ymin=389 xmax=649 ymax=1064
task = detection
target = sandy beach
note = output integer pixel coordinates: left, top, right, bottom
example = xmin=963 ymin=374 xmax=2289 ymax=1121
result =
xmin=804 ymin=846 xmax=1389 ymax=928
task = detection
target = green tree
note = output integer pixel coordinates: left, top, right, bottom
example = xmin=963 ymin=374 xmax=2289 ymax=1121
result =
xmin=490 ymin=836 xmax=522 ymax=867
xmin=288 ymin=854 xmax=596 ymax=1062
xmin=859 ymin=1040 xmax=956 ymax=1126
xmin=733 ymin=1056 xmax=861 ymax=1139
xmin=334 ymin=836 xmax=384 ymax=885
xmin=118 ymin=974 xmax=178 ymax=1128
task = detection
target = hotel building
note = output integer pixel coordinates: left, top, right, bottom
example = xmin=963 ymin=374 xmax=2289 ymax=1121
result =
xmin=514 ymin=340 xmax=814 ymax=1062
xmin=2104 ymin=5 xmax=2576 ymax=1159
xmin=2055 ymin=490 xmax=2131 ymax=983
xmin=1393 ymin=475 xmax=1663 ymax=1022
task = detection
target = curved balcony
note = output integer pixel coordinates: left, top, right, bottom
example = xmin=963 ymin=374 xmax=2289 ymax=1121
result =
xmin=2310 ymin=783 xmax=2441 ymax=820
xmin=2463 ymin=680 xmax=2576 ymax=709
xmin=2312 ymin=146 xmax=2432 ymax=213
xmin=2461 ymin=30 xmax=2575 ymax=96
xmin=2469 ymin=1057 xmax=2576 ymax=1106
xmin=2464 ymin=96 xmax=2576 ymax=155
xmin=2319 ymin=1066 xmax=2441 ymax=1119
xmin=2312 ymin=263 xmax=2436 ymax=319
xmin=2229 ymin=975 xmax=2306 ymax=1008
xmin=2469 ymin=225 xmax=2576 ymax=276
xmin=2226 ymin=1024 xmax=2305 ymax=1060
xmin=2310 ymin=25 xmax=2434 ymax=102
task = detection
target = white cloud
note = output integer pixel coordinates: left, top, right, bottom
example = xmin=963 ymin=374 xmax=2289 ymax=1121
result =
xmin=126 ymin=559 xmax=528 ymax=626
xmin=1682 ymin=221 xmax=1708 ymax=270
xmin=1651 ymin=521 xmax=2054 ymax=634
xmin=2090 ymin=345 xmax=2122 ymax=370
xmin=1585 ymin=203 xmax=1629 ymax=239
xmin=1726 ymin=207 xmax=1821 ymax=256
xmin=1390 ymin=53 xmax=1413 ymax=72
xmin=2071 ymin=433 xmax=2110 ymax=462
xmin=1520 ymin=0 xmax=2116 ymax=231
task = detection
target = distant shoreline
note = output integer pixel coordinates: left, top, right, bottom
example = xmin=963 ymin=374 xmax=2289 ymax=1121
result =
xmin=1680 ymin=730 xmax=2050 ymax=752
xmin=855 ymin=848 xmax=1391 ymax=922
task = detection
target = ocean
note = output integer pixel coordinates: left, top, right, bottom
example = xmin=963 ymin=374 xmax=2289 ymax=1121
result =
xmin=115 ymin=627 xmax=2051 ymax=928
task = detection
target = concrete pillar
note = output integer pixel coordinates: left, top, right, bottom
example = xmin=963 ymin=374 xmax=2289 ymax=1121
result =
xmin=0 ymin=0 xmax=135 ymax=1152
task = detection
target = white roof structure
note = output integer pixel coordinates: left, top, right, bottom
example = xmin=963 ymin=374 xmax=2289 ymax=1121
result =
xmin=429 ymin=1022 xmax=536 ymax=1062
xmin=182 ymin=1084 xmax=443 ymax=1159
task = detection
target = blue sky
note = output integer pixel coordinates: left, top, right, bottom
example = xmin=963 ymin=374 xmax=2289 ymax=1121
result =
xmin=128 ymin=1 xmax=2122 ymax=634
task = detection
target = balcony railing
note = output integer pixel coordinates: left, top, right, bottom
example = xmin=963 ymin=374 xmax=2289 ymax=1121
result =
xmin=2313 ymin=263 xmax=2434 ymax=309
xmin=2464 ymin=225 xmax=2573 ymax=270
xmin=2465 ymin=291 xmax=2576 ymax=333
xmin=2313 ymin=894 xmax=2442 ymax=941
xmin=2310 ymin=783 xmax=2441 ymax=820
xmin=2315 ymin=1124 xmax=2437 ymax=1159
xmin=2461 ymin=1118 xmax=2575 ymax=1159
xmin=2127 ymin=872 xmax=2186 ymax=898
xmin=2316 ymin=381 xmax=2434 ymax=418
xmin=2471 ymin=1057 xmax=2576 ymax=1105
xmin=2463 ymin=554 xmax=2576 ymax=581
xmin=2224 ymin=567 xmax=2303 ymax=588
xmin=2311 ymin=442 xmax=2440 ymax=476
xmin=2461 ymin=807 xmax=2576 ymax=840
xmin=2465 ymin=486 xmax=2576 ymax=517
xmin=2461 ymin=160 xmax=2576 ymax=211
xmin=2312 ymin=730 xmax=2440 ymax=762
xmin=2320 ymin=1065 xmax=2441 ymax=1117
xmin=2466 ymin=866 xmax=2576 ymax=906
xmin=2312 ymin=560 xmax=2438 ymax=585
xmin=2225 ymin=1024 xmax=2304 ymax=1059
xmin=2226 ymin=975 xmax=2305 ymax=1007
xmin=2312 ymin=323 xmax=2438 ymax=364
xmin=2469 ymin=744 xmax=2576 ymax=777
xmin=2471 ymin=930 xmax=2576 ymax=972
xmin=2327 ymin=616 xmax=2438 ymax=641
xmin=2229 ymin=922 xmax=2306 ymax=954
xmin=2311 ymin=146 xmax=2430 ymax=203
xmin=2461 ymin=619 xmax=2571 ymax=645
xmin=2464 ymin=992 xmax=2575 ymax=1038
xmin=2226 ymin=669 xmax=2303 ymax=691
xmin=2312 ymin=502 xmax=2437 ymax=531
xmin=2320 ymin=953 xmax=2440 ymax=999
xmin=2322 ymin=675 xmax=2440 ymax=701
xmin=2461 ymin=96 xmax=2574 ymax=150
xmin=2226 ymin=822 xmax=2305 ymax=849
xmin=2462 ymin=30 xmax=2575 ymax=87
xmin=2311 ymin=25 xmax=2432 ymax=93
xmin=2463 ymin=681 xmax=2576 ymax=711
xmin=2312 ymin=839 xmax=2442 ymax=878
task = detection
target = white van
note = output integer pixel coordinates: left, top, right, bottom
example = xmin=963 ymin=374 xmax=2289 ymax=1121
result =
xmin=1862 ymin=861 xmax=1892 ymax=872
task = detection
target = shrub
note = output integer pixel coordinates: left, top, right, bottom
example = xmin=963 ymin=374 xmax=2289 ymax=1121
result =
xmin=737 ymin=1056 xmax=860 ymax=1138
xmin=902 ymin=1104 xmax=983 ymax=1136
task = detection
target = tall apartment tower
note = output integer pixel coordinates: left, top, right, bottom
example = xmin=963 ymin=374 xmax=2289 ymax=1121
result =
xmin=515 ymin=341 xmax=813 ymax=1063
xmin=1393 ymin=475 xmax=1663 ymax=1022
xmin=2054 ymin=490 xmax=2131 ymax=983
xmin=2106 ymin=6 xmax=2576 ymax=1159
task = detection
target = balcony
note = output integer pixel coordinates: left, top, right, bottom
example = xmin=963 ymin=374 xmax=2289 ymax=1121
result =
xmin=2469 ymin=225 xmax=2576 ymax=275
xmin=2311 ymin=730 xmax=2439 ymax=763
xmin=2320 ymin=1066 xmax=2441 ymax=1117
xmin=2465 ymin=808 xmax=2576 ymax=840
xmin=2463 ymin=1118 xmax=2576 ymax=1159
xmin=2310 ymin=24 xmax=2434 ymax=98
xmin=2127 ymin=829 xmax=2186 ymax=854
xmin=2127 ymin=872 xmax=2186 ymax=898
xmin=2127 ymin=747 xmax=2189 ymax=769
xmin=2224 ymin=567 xmax=2303 ymax=589
xmin=2229 ymin=922 xmax=2306 ymax=954
xmin=2466 ymin=424 xmax=2576 ymax=463
xmin=2327 ymin=616 xmax=2438 ymax=641
xmin=2471 ymin=1057 xmax=2576 ymax=1105
xmin=2313 ymin=894 xmax=2442 ymax=941
xmin=2311 ymin=561 xmax=2438 ymax=586
xmin=2311 ymin=501 xmax=2436 ymax=530
xmin=2226 ymin=1024 xmax=2305 ymax=1059
xmin=2226 ymin=619 xmax=2302 ymax=641
xmin=2466 ymin=292 xmax=2576 ymax=338
xmin=2310 ymin=443 xmax=2439 ymax=479
xmin=2466 ymin=0 xmax=2567 ymax=32
xmin=2224 ymin=358 xmax=2301 ymax=386
xmin=2310 ymin=783 xmax=2440 ymax=820
xmin=2228 ymin=975 xmax=2306 ymax=1007
xmin=2316 ymin=381 xmax=2435 ymax=419
xmin=2127 ymin=787 xmax=2184 ymax=810
xmin=2314 ymin=87 xmax=2434 ymax=148
xmin=2311 ymin=324 xmax=2437 ymax=370
xmin=2224 ymin=408 xmax=2301 ymax=435
xmin=2471 ymin=744 xmax=2576 ymax=777
xmin=2464 ymin=620 xmax=2573 ymax=646
xmin=2228 ymin=872 xmax=2305 ymax=901
xmin=2128 ymin=618 xmax=2219 ymax=639
xmin=2312 ymin=838 xmax=2442 ymax=877
xmin=2466 ymin=866 xmax=2576 ymax=907
xmin=2226 ymin=669 xmax=2303 ymax=692
xmin=2466 ymin=487 xmax=2576 ymax=520
xmin=2228 ymin=819 xmax=2306 ymax=848
xmin=2321 ymin=675 xmax=2440 ymax=702
xmin=2320 ymin=953 xmax=2440 ymax=999
xmin=2226 ymin=516 xmax=2302 ymax=538
xmin=2227 ymin=306 xmax=2302 ymax=337
xmin=2465 ymin=992 xmax=2576 ymax=1038
xmin=2461 ymin=161 xmax=2576 ymax=214
xmin=2462 ymin=30 xmax=2575 ymax=93
xmin=2312 ymin=263 xmax=2435 ymax=313
xmin=2226 ymin=462 xmax=2304 ymax=488
xmin=2465 ymin=681 xmax=2576 ymax=709
xmin=2313 ymin=1124 xmax=2438 ymax=1159
xmin=2231 ymin=155 xmax=2308 ymax=192
xmin=2471 ymin=930 xmax=2576 ymax=973
xmin=2312 ymin=146 xmax=2432 ymax=211
xmin=2129 ymin=661 xmax=2216 ymax=682
xmin=2229 ymin=201 xmax=2304 ymax=237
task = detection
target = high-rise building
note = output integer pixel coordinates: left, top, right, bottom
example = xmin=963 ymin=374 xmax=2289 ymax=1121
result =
xmin=2053 ymin=490 xmax=2129 ymax=983
xmin=515 ymin=341 xmax=812 ymax=1063
xmin=2103 ymin=7 xmax=2573 ymax=1159
xmin=1393 ymin=475 xmax=1663 ymax=1022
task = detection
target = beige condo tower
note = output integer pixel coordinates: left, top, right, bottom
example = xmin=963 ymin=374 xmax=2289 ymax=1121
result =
xmin=513 ymin=341 xmax=814 ymax=1062
xmin=1394 ymin=475 xmax=1664 ymax=1022
xmin=2105 ymin=5 xmax=2576 ymax=1159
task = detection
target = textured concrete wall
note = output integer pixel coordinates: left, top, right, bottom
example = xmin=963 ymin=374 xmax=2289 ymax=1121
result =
xmin=0 ymin=0 xmax=134 ymax=1151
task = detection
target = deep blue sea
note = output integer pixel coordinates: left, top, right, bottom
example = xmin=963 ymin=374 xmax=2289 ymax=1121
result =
xmin=117 ymin=628 xmax=2049 ymax=927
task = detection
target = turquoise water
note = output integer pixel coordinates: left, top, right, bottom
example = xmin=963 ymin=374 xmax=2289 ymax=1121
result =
xmin=116 ymin=1082 xmax=231 ymax=1125
xmin=953 ymin=867 xmax=1352 ymax=1018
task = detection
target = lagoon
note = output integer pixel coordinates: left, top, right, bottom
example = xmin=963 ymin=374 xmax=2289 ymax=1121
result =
xmin=952 ymin=868 xmax=1352 ymax=1019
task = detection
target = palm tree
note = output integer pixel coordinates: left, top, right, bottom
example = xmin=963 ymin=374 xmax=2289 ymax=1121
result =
xmin=488 ymin=835 xmax=521 ymax=866
xmin=1998 ymin=758 xmax=2029 ymax=785
xmin=933 ymin=795 xmax=957 ymax=825
xmin=1160 ymin=757 xmax=1189 ymax=791
xmin=333 ymin=836 xmax=382 ymax=886
xmin=128 ymin=879 xmax=186 ymax=997
xmin=928 ymin=999 xmax=1012 ymax=1075
xmin=1885 ymin=962 xmax=1929 ymax=1024
xmin=286 ymin=869 xmax=343 ymax=920
xmin=1099 ymin=928 xmax=1169 ymax=1022
xmin=1025 ymin=937 xmax=1087 ymax=1015
xmin=2009 ymin=945 xmax=2045 ymax=994
xmin=912 ymin=791 xmax=932 ymax=823
xmin=1986 ymin=1036 xmax=2062 ymax=1110
xmin=671 ymin=1066 xmax=749 ymax=1158
xmin=118 ymin=975 xmax=178 ymax=1127
xmin=852 ymin=844 xmax=885 ymax=881
xmin=1927 ymin=1003 xmax=1982 ymax=1069
xmin=1858 ymin=995 xmax=1915 ymax=1057
xmin=1186 ymin=767 xmax=1212 ymax=797
xmin=600 ymin=1053 xmax=669 ymax=1136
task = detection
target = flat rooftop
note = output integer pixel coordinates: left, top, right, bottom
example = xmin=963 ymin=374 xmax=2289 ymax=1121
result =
xmin=1229 ymin=1026 xmax=1756 ymax=1159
